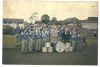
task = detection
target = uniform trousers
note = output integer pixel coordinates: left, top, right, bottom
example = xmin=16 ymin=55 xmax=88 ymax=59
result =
xmin=35 ymin=39 xmax=41 ymax=51
xmin=71 ymin=39 xmax=77 ymax=51
xmin=28 ymin=39 xmax=35 ymax=52
xmin=77 ymin=39 xmax=83 ymax=50
xmin=21 ymin=39 xmax=28 ymax=53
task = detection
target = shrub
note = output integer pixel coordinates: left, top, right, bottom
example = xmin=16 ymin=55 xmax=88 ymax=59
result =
xmin=3 ymin=25 xmax=15 ymax=35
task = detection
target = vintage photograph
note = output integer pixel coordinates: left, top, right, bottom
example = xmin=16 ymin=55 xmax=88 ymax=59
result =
xmin=3 ymin=0 xmax=98 ymax=65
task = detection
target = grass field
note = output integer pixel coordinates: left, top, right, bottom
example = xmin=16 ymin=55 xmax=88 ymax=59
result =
xmin=86 ymin=37 xmax=97 ymax=46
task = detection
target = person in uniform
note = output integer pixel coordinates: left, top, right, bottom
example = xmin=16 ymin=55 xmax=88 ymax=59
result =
xmin=41 ymin=27 xmax=47 ymax=47
xmin=77 ymin=32 xmax=87 ymax=50
xmin=70 ymin=28 xmax=78 ymax=52
xmin=28 ymin=26 xmax=36 ymax=53
xmin=15 ymin=24 xmax=21 ymax=48
xmin=15 ymin=33 xmax=22 ymax=48
xmin=46 ymin=26 xmax=51 ymax=42
xmin=35 ymin=27 xmax=42 ymax=51
xmin=57 ymin=26 xmax=64 ymax=41
xmin=62 ymin=26 xmax=71 ymax=43
xmin=77 ymin=32 xmax=83 ymax=50
xmin=21 ymin=29 xmax=29 ymax=54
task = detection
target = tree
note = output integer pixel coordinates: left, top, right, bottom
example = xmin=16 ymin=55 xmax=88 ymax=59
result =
xmin=51 ymin=17 xmax=57 ymax=22
xmin=64 ymin=17 xmax=82 ymax=28
xmin=41 ymin=14 xmax=50 ymax=24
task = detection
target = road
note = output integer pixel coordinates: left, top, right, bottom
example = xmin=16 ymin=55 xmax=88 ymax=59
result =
xmin=2 ymin=45 xmax=97 ymax=65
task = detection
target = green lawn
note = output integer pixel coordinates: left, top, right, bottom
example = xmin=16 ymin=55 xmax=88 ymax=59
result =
xmin=86 ymin=37 xmax=97 ymax=46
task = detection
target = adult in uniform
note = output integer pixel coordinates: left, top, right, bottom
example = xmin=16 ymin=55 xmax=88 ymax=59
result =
xmin=15 ymin=33 xmax=22 ymax=48
xmin=35 ymin=27 xmax=42 ymax=51
xmin=57 ymin=27 xmax=63 ymax=41
xmin=41 ymin=27 xmax=48 ymax=47
xmin=28 ymin=27 xmax=36 ymax=52
xmin=15 ymin=24 xmax=21 ymax=47
xmin=70 ymin=28 xmax=78 ymax=52
xmin=46 ymin=26 xmax=51 ymax=42
xmin=77 ymin=32 xmax=83 ymax=50
xmin=21 ymin=29 xmax=29 ymax=54
xmin=62 ymin=26 xmax=71 ymax=43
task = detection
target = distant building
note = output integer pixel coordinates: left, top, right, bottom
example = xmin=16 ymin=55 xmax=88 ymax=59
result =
xmin=87 ymin=17 xmax=98 ymax=20
xmin=80 ymin=17 xmax=98 ymax=29
xmin=3 ymin=18 xmax=24 ymax=28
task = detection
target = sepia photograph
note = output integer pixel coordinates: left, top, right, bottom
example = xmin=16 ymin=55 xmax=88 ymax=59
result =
xmin=2 ymin=0 xmax=98 ymax=65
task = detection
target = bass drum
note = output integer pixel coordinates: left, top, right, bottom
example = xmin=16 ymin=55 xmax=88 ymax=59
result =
xmin=42 ymin=47 xmax=47 ymax=52
xmin=65 ymin=43 xmax=72 ymax=52
xmin=48 ymin=47 xmax=53 ymax=52
xmin=55 ymin=41 xmax=65 ymax=53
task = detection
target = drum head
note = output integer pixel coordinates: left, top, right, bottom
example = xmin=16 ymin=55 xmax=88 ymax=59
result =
xmin=45 ymin=42 xmax=51 ymax=47
xmin=56 ymin=41 xmax=65 ymax=52
xmin=42 ymin=47 xmax=47 ymax=52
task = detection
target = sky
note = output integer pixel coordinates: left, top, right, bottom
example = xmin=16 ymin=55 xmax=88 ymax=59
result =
xmin=3 ymin=0 xmax=98 ymax=20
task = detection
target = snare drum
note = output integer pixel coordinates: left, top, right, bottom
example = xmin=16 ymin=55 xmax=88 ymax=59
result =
xmin=42 ymin=47 xmax=47 ymax=52
xmin=65 ymin=43 xmax=71 ymax=52
xmin=48 ymin=47 xmax=53 ymax=52
xmin=45 ymin=42 xmax=51 ymax=47
xmin=55 ymin=41 xmax=65 ymax=53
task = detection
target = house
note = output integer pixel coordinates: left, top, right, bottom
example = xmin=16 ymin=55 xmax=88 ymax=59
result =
xmin=80 ymin=17 xmax=98 ymax=29
xmin=3 ymin=18 xmax=24 ymax=28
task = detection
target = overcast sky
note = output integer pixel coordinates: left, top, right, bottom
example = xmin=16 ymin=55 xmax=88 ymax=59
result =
xmin=3 ymin=0 xmax=98 ymax=20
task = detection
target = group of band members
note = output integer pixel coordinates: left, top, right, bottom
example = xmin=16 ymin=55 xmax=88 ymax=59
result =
xmin=15 ymin=23 xmax=86 ymax=54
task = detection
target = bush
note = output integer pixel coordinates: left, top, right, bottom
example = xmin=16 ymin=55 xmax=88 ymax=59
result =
xmin=3 ymin=25 xmax=15 ymax=35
